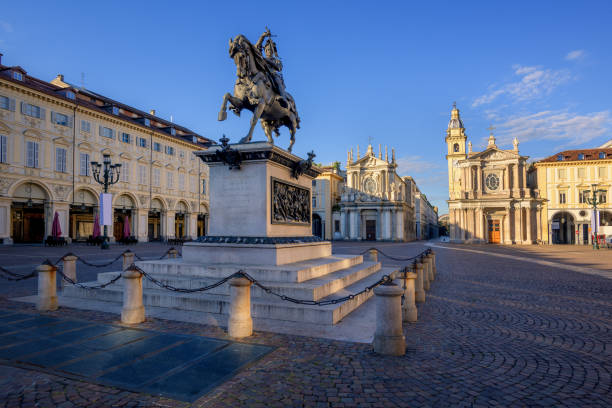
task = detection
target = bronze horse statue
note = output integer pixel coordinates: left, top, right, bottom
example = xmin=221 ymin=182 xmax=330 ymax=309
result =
xmin=218 ymin=33 xmax=300 ymax=152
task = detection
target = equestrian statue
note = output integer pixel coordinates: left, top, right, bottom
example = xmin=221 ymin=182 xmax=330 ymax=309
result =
xmin=218 ymin=28 xmax=301 ymax=152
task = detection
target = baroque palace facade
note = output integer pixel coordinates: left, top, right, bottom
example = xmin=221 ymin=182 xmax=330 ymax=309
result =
xmin=446 ymin=104 xmax=543 ymax=244
xmin=534 ymin=145 xmax=612 ymax=245
xmin=0 ymin=55 xmax=211 ymax=244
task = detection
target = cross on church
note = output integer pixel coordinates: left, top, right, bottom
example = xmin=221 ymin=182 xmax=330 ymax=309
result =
xmin=368 ymin=135 xmax=374 ymax=145
xmin=487 ymin=124 xmax=496 ymax=134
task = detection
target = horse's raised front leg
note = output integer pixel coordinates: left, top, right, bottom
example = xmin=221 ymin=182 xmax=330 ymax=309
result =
xmin=240 ymin=99 xmax=265 ymax=144
xmin=218 ymin=92 xmax=231 ymax=121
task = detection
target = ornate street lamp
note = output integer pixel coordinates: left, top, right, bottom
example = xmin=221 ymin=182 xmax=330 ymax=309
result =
xmin=584 ymin=183 xmax=607 ymax=250
xmin=90 ymin=154 xmax=121 ymax=249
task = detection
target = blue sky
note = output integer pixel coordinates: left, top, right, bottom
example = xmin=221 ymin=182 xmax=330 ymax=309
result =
xmin=2 ymin=1 xmax=611 ymax=213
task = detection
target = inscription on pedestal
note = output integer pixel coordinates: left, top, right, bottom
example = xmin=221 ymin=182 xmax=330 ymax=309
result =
xmin=271 ymin=178 xmax=311 ymax=225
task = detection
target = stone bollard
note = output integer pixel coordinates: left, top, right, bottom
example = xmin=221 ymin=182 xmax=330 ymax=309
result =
xmin=122 ymin=250 xmax=135 ymax=271
xmin=431 ymin=250 xmax=437 ymax=278
xmin=415 ymin=259 xmax=426 ymax=303
xmin=37 ymin=262 xmax=58 ymax=311
xmin=121 ymin=265 xmax=145 ymax=324
xmin=61 ymin=254 xmax=78 ymax=289
xmin=425 ymin=251 xmax=434 ymax=284
xmin=168 ymin=248 xmax=179 ymax=259
xmin=400 ymin=268 xmax=418 ymax=323
xmin=423 ymin=254 xmax=431 ymax=291
xmin=372 ymin=280 xmax=405 ymax=356
xmin=368 ymin=249 xmax=378 ymax=263
xmin=228 ymin=276 xmax=253 ymax=338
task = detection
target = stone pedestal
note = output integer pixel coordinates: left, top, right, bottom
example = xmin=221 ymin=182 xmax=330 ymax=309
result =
xmin=372 ymin=282 xmax=405 ymax=356
xmin=415 ymin=261 xmax=425 ymax=303
xmin=228 ymin=276 xmax=253 ymax=338
xmin=122 ymin=250 xmax=135 ymax=271
xmin=189 ymin=142 xmax=327 ymax=266
xmin=37 ymin=263 xmax=58 ymax=311
xmin=399 ymin=271 xmax=418 ymax=323
xmin=368 ymin=249 xmax=378 ymax=263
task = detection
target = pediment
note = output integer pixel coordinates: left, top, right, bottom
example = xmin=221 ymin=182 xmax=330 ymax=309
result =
xmin=0 ymin=120 xmax=11 ymax=133
xmin=100 ymin=148 xmax=115 ymax=157
xmin=23 ymin=129 xmax=43 ymax=139
xmin=78 ymin=141 xmax=94 ymax=151
xmin=152 ymin=160 xmax=163 ymax=167
xmin=351 ymin=154 xmax=388 ymax=168
xmin=119 ymin=152 xmax=132 ymax=160
xmin=165 ymin=163 xmax=176 ymax=170
xmin=53 ymin=136 xmax=72 ymax=146
xmin=137 ymin=155 xmax=149 ymax=163
xmin=469 ymin=148 xmax=518 ymax=162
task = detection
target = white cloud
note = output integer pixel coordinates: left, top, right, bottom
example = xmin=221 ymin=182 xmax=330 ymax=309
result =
xmin=472 ymin=65 xmax=571 ymax=107
xmin=495 ymin=109 xmax=611 ymax=148
xmin=565 ymin=50 xmax=585 ymax=61
xmin=395 ymin=155 xmax=440 ymax=175
xmin=0 ymin=21 xmax=13 ymax=33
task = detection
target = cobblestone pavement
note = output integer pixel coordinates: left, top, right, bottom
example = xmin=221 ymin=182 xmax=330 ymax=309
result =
xmin=1 ymin=241 xmax=611 ymax=407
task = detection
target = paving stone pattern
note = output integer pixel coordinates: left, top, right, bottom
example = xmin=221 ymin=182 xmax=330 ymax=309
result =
xmin=0 ymin=242 xmax=611 ymax=407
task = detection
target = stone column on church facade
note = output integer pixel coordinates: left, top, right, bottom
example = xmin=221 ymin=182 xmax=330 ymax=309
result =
xmin=395 ymin=210 xmax=404 ymax=241
xmin=504 ymin=206 xmax=512 ymax=244
xmin=514 ymin=205 xmax=523 ymax=244
xmin=525 ymin=206 xmax=533 ymax=244
xmin=504 ymin=166 xmax=510 ymax=195
xmin=536 ymin=206 xmax=542 ymax=243
xmin=340 ymin=209 xmax=347 ymax=239
xmin=476 ymin=167 xmax=482 ymax=198
xmin=513 ymin=164 xmax=519 ymax=198
xmin=376 ymin=209 xmax=382 ymax=240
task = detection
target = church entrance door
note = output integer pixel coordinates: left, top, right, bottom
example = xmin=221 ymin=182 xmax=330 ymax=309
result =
xmin=366 ymin=220 xmax=376 ymax=241
xmin=488 ymin=220 xmax=500 ymax=243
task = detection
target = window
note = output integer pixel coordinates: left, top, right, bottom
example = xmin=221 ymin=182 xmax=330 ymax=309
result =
xmin=599 ymin=152 xmax=606 ymax=159
xmin=178 ymin=173 xmax=185 ymax=191
xmin=139 ymin=165 xmax=147 ymax=185
xmin=79 ymin=153 xmax=90 ymax=176
xmin=334 ymin=220 xmax=340 ymax=233
xmin=0 ymin=95 xmax=15 ymax=111
xmin=153 ymin=142 xmax=161 ymax=152
xmin=578 ymin=153 xmax=585 ymax=160
xmin=559 ymin=192 xmax=566 ymax=204
xmin=153 ymin=168 xmax=160 ymax=187
xmin=577 ymin=168 xmax=586 ymax=178
xmin=51 ymin=112 xmax=72 ymax=127
xmin=0 ymin=135 xmax=7 ymax=163
xmin=111 ymin=106 xmax=119 ymax=115
xmin=99 ymin=126 xmax=114 ymax=139
xmin=598 ymin=167 xmax=607 ymax=179
xmin=179 ymin=150 xmax=185 ymax=159
xmin=453 ymin=143 xmax=459 ymax=153
xmin=557 ymin=154 xmax=564 ymax=161
xmin=21 ymin=102 xmax=44 ymax=119
xmin=165 ymin=146 xmax=174 ymax=155
xmin=201 ymin=179 xmax=206 ymax=195
xmin=12 ymin=71 xmax=23 ymax=81
xmin=137 ymin=137 xmax=148 ymax=148
xmin=81 ymin=120 xmax=91 ymax=132
xmin=26 ymin=141 xmax=39 ymax=168
xmin=557 ymin=169 xmax=566 ymax=179
xmin=63 ymin=91 xmax=76 ymax=100
xmin=121 ymin=162 xmax=129 ymax=182
xmin=120 ymin=132 xmax=131 ymax=143
xmin=55 ymin=147 xmax=67 ymax=172
xmin=599 ymin=191 xmax=607 ymax=204
xmin=167 ymin=172 xmax=174 ymax=188
xmin=579 ymin=191 xmax=587 ymax=204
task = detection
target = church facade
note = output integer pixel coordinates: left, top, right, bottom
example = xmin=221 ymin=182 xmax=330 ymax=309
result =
xmin=337 ymin=144 xmax=417 ymax=241
xmin=446 ymin=104 xmax=544 ymax=244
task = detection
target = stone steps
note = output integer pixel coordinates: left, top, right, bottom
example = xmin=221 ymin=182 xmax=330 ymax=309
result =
xmin=94 ymin=260 xmax=381 ymax=302
xmin=62 ymin=267 xmax=393 ymax=325
xmin=134 ymin=254 xmax=363 ymax=283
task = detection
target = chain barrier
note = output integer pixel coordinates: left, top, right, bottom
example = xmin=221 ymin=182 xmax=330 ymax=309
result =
xmin=56 ymin=264 xmax=123 ymax=290
xmin=75 ymin=252 xmax=126 ymax=268
xmin=0 ymin=266 xmax=37 ymax=281
xmin=359 ymin=247 xmax=429 ymax=262
xmin=137 ymin=266 xmax=240 ymax=293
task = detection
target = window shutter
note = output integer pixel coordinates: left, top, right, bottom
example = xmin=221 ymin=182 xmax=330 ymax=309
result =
xmin=33 ymin=143 xmax=39 ymax=168
xmin=20 ymin=101 xmax=25 ymax=114
xmin=39 ymin=107 xmax=46 ymax=120
xmin=99 ymin=126 xmax=103 ymax=136
xmin=111 ymin=129 xmax=116 ymax=139
xmin=51 ymin=111 xmax=56 ymax=124
xmin=67 ymin=115 xmax=74 ymax=128
xmin=0 ymin=135 xmax=6 ymax=163
xmin=9 ymin=98 xmax=15 ymax=112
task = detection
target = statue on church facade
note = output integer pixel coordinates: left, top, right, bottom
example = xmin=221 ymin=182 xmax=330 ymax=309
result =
xmin=218 ymin=28 xmax=301 ymax=152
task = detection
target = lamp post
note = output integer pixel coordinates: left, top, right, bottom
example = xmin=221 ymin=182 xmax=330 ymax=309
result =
xmin=584 ymin=184 xmax=607 ymax=250
xmin=90 ymin=154 xmax=121 ymax=250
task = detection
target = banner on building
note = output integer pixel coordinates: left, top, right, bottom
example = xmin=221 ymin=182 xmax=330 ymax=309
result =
xmin=591 ymin=210 xmax=599 ymax=233
xmin=100 ymin=193 xmax=113 ymax=226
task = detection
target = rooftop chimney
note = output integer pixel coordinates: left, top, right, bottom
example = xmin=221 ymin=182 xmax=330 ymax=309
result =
xmin=149 ymin=109 xmax=156 ymax=116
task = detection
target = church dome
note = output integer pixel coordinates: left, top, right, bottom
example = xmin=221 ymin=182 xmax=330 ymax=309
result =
xmin=448 ymin=103 xmax=464 ymax=129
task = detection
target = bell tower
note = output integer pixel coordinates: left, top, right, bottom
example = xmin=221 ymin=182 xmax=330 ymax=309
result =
xmin=445 ymin=103 xmax=467 ymax=200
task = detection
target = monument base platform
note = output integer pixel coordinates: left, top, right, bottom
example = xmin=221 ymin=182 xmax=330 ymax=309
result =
xmin=183 ymin=240 xmax=331 ymax=266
